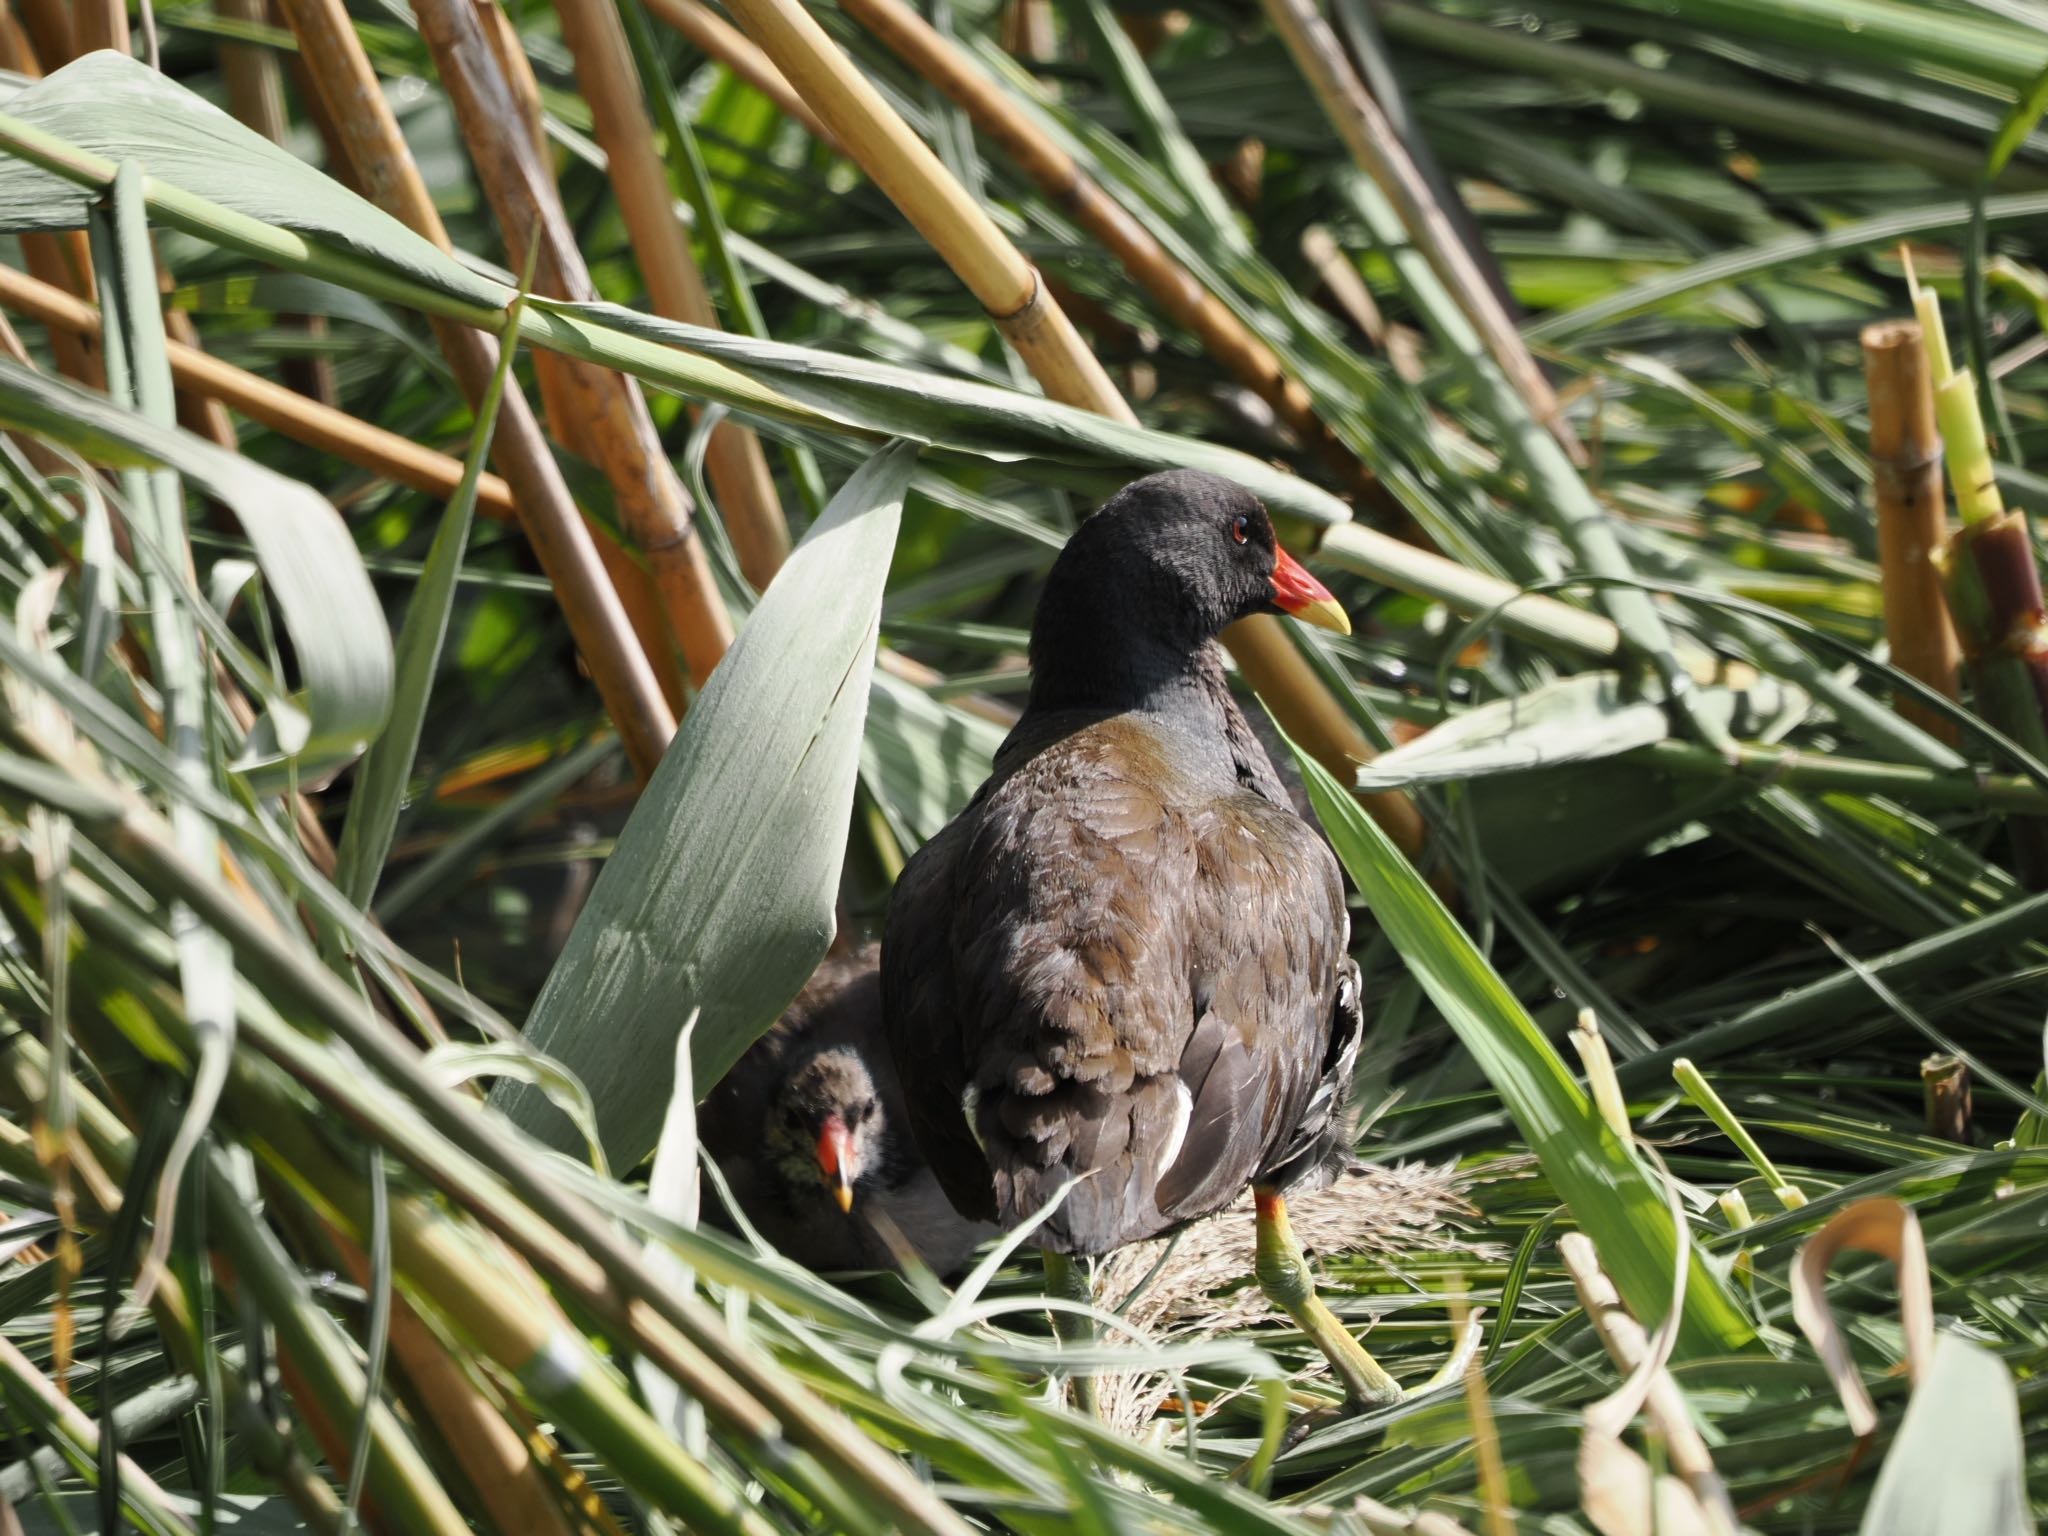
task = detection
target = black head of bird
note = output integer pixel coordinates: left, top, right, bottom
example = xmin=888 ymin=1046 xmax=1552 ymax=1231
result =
xmin=1027 ymin=469 xmax=1348 ymax=711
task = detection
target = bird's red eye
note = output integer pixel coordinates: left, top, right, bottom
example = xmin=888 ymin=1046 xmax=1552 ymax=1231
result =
xmin=1231 ymin=515 xmax=1249 ymax=545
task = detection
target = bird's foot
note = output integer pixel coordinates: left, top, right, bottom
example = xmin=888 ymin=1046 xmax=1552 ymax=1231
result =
xmin=1252 ymin=1189 xmax=1403 ymax=1412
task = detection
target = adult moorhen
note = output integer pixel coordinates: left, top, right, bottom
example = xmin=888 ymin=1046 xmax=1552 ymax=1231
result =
xmin=700 ymin=946 xmax=994 ymax=1275
xmin=881 ymin=469 xmax=1400 ymax=1408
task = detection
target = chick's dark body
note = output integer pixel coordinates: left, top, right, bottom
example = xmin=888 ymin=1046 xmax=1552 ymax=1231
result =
xmin=882 ymin=471 xmax=1360 ymax=1257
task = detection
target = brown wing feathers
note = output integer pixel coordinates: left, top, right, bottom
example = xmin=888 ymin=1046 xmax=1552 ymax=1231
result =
xmin=886 ymin=714 xmax=1349 ymax=1256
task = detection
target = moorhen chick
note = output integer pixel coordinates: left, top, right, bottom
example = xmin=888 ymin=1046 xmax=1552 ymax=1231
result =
xmin=700 ymin=946 xmax=993 ymax=1275
xmin=882 ymin=469 xmax=1400 ymax=1408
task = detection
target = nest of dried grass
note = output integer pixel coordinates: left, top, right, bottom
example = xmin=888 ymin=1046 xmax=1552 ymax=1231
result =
xmin=1090 ymin=1161 xmax=1493 ymax=1435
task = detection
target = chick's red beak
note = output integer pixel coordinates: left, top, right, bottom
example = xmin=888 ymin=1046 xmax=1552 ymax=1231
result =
xmin=816 ymin=1114 xmax=855 ymax=1214
xmin=1268 ymin=546 xmax=1351 ymax=636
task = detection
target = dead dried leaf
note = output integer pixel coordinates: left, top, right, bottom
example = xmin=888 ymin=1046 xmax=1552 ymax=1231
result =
xmin=1790 ymin=1197 xmax=1933 ymax=1439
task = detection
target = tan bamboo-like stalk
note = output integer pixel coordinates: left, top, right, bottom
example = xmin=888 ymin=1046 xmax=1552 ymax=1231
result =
xmin=721 ymin=0 xmax=1422 ymax=849
xmin=1862 ymin=318 xmax=1962 ymax=742
xmin=1303 ymin=222 xmax=1425 ymax=383
xmin=72 ymin=0 xmax=128 ymax=54
xmin=160 ymin=291 xmax=242 ymax=449
xmin=1258 ymin=0 xmax=1583 ymax=466
xmin=485 ymin=3 xmax=696 ymax=712
xmin=274 ymin=0 xmax=678 ymax=780
xmin=1001 ymin=0 xmax=1054 ymax=61
xmin=554 ymin=0 xmax=791 ymax=592
xmin=0 ymin=308 xmax=75 ymax=480
xmin=218 ymin=0 xmax=337 ymax=407
xmin=0 ymin=264 xmax=523 ymax=518
xmin=455 ymin=2 xmax=692 ymax=713
xmin=31 ymin=0 xmax=242 ymax=449
xmin=643 ymin=0 xmax=834 ymax=143
xmin=0 ymin=10 xmax=101 ymax=387
xmin=10 ymin=0 xmax=70 ymax=66
xmin=832 ymin=0 xmax=1385 ymax=505
xmin=1224 ymin=619 xmax=1425 ymax=851
xmin=217 ymin=0 xmax=287 ymax=141
xmin=8 ymin=232 xmax=97 ymax=382
xmin=720 ymin=0 xmax=1132 ymax=421
xmin=414 ymin=0 xmax=736 ymax=689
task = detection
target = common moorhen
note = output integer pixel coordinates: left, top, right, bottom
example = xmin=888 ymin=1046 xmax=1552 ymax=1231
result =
xmin=700 ymin=946 xmax=994 ymax=1275
xmin=882 ymin=469 xmax=1400 ymax=1408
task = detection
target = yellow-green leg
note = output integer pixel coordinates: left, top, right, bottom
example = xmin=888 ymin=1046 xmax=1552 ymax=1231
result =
xmin=1042 ymin=1249 xmax=1099 ymax=1418
xmin=1253 ymin=1188 xmax=1400 ymax=1410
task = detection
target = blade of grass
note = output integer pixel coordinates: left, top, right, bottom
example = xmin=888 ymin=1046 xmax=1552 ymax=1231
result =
xmin=333 ymin=248 xmax=533 ymax=911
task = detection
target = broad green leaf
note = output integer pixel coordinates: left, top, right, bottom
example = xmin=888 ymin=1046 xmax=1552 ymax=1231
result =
xmin=95 ymin=160 xmax=236 ymax=1326
xmin=1285 ymin=730 xmax=1755 ymax=1358
xmin=0 ymin=360 xmax=391 ymax=783
xmin=1354 ymin=673 xmax=1803 ymax=790
xmin=1860 ymin=1334 xmax=2034 ymax=1536
xmin=1529 ymin=190 xmax=2048 ymax=343
xmin=536 ymin=298 xmax=1352 ymax=537
xmin=499 ymin=443 xmax=916 ymax=1168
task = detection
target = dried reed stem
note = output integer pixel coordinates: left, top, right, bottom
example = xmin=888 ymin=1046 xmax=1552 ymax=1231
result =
xmin=1258 ymin=0 xmax=1582 ymax=465
xmin=11 ymin=0 xmax=72 ymax=67
xmin=555 ymin=0 xmax=790 ymax=591
xmin=1303 ymin=223 xmax=1424 ymax=383
xmin=1226 ymin=617 xmax=1425 ymax=852
xmin=0 ymin=10 xmax=102 ymax=386
xmin=72 ymin=0 xmax=128 ymax=54
xmin=1861 ymin=319 xmax=1962 ymax=741
xmin=836 ymin=0 xmax=1379 ymax=498
xmin=415 ymin=0 xmax=736 ymax=689
xmin=720 ymin=0 xmax=1133 ymax=419
xmin=644 ymin=0 xmax=835 ymax=144
xmin=217 ymin=0 xmax=286 ymax=136
xmin=468 ymin=4 xmax=692 ymax=713
xmin=217 ymin=0 xmax=336 ymax=407
xmin=1908 ymin=252 xmax=2048 ymax=881
xmin=1920 ymin=1052 xmax=1972 ymax=1143
xmin=275 ymin=0 xmax=677 ymax=780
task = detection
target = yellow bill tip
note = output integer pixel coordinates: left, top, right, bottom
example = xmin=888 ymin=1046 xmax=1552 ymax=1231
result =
xmin=1290 ymin=594 xmax=1351 ymax=637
